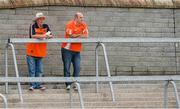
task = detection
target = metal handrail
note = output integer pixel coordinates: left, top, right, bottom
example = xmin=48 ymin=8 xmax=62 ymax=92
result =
xmin=5 ymin=38 xmax=116 ymax=106
xmin=70 ymin=82 xmax=84 ymax=109
xmin=95 ymin=43 xmax=99 ymax=93
xmin=0 ymin=76 xmax=180 ymax=108
xmin=4 ymin=45 xmax=8 ymax=94
xmin=0 ymin=93 xmax=8 ymax=109
xmin=164 ymin=80 xmax=180 ymax=109
xmin=8 ymin=37 xmax=180 ymax=43
xmin=95 ymin=43 xmax=115 ymax=101
xmin=5 ymin=37 xmax=180 ymax=108
xmin=8 ymin=43 xmax=23 ymax=102
xmin=1 ymin=76 xmax=180 ymax=82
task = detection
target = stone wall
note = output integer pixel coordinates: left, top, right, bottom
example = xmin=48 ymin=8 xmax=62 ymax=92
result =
xmin=0 ymin=6 xmax=179 ymax=76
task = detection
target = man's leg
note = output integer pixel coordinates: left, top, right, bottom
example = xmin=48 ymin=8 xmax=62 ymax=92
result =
xmin=72 ymin=52 xmax=81 ymax=91
xmin=61 ymin=48 xmax=72 ymax=87
xmin=35 ymin=57 xmax=43 ymax=89
xmin=26 ymin=56 xmax=36 ymax=89
xmin=72 ymin=52 xmax=81 ymax=77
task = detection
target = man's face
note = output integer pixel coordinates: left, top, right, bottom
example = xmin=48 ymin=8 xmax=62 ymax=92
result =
xmin=76 ymin=14 xmax=84 ymax=24
xmin=37 ymin=17 xmax=45 ymax=25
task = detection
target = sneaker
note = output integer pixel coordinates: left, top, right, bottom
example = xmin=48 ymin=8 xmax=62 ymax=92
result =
xmin=66 ymin=85 xmax=71 ymax=90
xmin=73 ymin=86 xmax=78 ymax=91
xmin=39 ymin=86 xmax=46 ymax=90
xmin=29 ymin=86 xmax=34 ymax=91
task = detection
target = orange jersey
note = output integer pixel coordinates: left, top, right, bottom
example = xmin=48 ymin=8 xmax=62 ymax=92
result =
xmin=61 ymin=20 xmax=88 ymax=52
xmin=26 ymin=23 xmax=50 ymax=57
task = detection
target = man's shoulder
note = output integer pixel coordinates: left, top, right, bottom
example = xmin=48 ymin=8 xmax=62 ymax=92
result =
xmin=31 ymin=23 xmax=36 ymax=28
xmin=66 ymin=20 xmax=74 ymax=26
xmin=31 ymin=23 xmax=49 ymax=28
xmin=42 ymin=24 xmax=49 ymax=28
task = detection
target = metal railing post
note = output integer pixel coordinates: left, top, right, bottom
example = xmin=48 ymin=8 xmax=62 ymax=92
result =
xmin=164 ymin=80 xmax=169 ymax=108
xmin=99 ymin=43 xmax=115 ymax=102
xmin=70 ymin=85 xmax=72 ymax=108
xmin=0 ymin=93 xmax=8 ymax=109
xmin=95 ymin=43 xmax=100 ymax=93
xmin=9 ymin=43 xmax=23 ymax=102
xmin=170 ymin=81 xmax=180 ymax=109
xmin=5 ymin=44 xmax=8 ymax=94
xmin=69 ymin=82 xmax=84 ymax=109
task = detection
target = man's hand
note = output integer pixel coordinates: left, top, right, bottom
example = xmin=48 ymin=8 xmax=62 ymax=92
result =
xmin=32 ymin=34 xmax=52 ymax=40
xmin=46 ymin=35 xmax=53 ymax=39
xmin=45 ymin=31 xmax=53 ymax=39
xmin=69 ymin=34 xmax=81 ymax=38
xmin=32 ymin=34 xmax=47 ymax=39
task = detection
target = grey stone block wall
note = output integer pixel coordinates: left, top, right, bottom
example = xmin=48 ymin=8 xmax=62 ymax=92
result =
xmin=0 ymin=6 xmax=179 ymax=76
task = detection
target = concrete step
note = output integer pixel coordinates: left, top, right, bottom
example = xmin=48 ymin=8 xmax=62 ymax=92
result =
xmin=0 ymin=83 xmax=179 ymax=108
xmin=3 ymin=88 xmax=169 ymax=94
xmin=4 ymin=92 xmax=178 ymax=100
xmin=3 ymin=94 xmax=175 ymax=102
xmin=0 ymin=90 xmax=177 ymax=108
xmin=1 ymin=83 xmax=177 ymax=94
xmin=0 ymin=101 xmax=177 ymax=108
xmin=1 ymin=82 xmax=172 ymax=89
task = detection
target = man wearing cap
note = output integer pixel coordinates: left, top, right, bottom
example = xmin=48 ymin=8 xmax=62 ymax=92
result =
xmin=61 ymin=12 xmax=88 ymax=90
xmin=26 ymin=12 xmax=52 ymax=91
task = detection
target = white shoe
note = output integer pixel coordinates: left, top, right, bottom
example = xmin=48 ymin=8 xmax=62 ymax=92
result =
xmin=39 ymin=86 xmax=46 ymax=91
xmin=73 ymin=86 xmax=78 ymax=91
xmin=66 ymin=85 xmax=71 ymax=90
xmin=29 ymin=86 xmax=34 ymax=91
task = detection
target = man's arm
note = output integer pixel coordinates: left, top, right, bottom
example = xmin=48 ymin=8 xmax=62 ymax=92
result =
xmin=67 ymin=27 xmax=88 ymax=38
xmin=30 ymin=24 xmax=50 ymax=39
xmin=69 ymin=34 xmax=81 ymax=38
xmin=79 ymin=26 xmax=88 ymax=38
xmin=31 ymin=34 xmax=47 ymax=39
xmin=45 ymin=24 xmax=53 ymax=39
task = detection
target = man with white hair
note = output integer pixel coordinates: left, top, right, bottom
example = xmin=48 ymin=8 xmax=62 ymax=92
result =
xmin=61 ymin=12 xmax=88 ymax=90
xmin=26 ymin=12 xmax=52 ymax=91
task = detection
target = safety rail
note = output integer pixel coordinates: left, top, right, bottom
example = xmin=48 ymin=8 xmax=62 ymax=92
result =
xmin=8 ymin=37 xmax=180 ymax=43
xmin=0 ymin=93 xmax=7 ymax=109
xmin=1 ymin=75 xmax=180 ymax=82
xmin=0 ymin=76 xmax=180 ymax=108
xmin=4 ymin=37 xmax=180 ymax=109
xmin=5 ymin=38 xmax=116 ymax=103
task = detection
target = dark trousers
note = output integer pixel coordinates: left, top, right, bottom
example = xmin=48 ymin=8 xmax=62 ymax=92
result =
xmin=61 ymin=48 xmax=81 ymax=86
xmin=26 ymin=55 xmax=43 ymax=88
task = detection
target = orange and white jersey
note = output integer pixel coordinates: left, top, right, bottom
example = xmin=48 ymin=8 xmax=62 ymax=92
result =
xmin=61 ymin=20 xmax=88 ymax=52
xmin=26 ymin=23 xmax=51 ymax=57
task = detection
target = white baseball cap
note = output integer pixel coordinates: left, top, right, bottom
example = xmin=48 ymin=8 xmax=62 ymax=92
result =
xmin=33 ymin=12 xmax=45 ymax=21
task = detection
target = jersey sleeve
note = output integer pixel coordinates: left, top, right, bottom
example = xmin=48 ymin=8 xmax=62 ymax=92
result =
xmin=82 ymin=24 xmax=88 ymax=37
xmin=44 ymin=24 xmax=52 ymax=35
xmin=45 ymin=24 xmax=51 ymax=32
xmin=65 ymin=23 xmax=73 ymax=36
xmin=29 ymin=24 xmax=36 ymax=38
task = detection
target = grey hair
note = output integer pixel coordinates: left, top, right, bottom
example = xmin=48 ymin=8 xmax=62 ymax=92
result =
xmin=74 ymin=12 xmax=83 ymax=18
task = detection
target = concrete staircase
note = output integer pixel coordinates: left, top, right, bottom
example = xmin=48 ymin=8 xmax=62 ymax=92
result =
xmin=0 ymin=82 xmax=179 ymax=108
